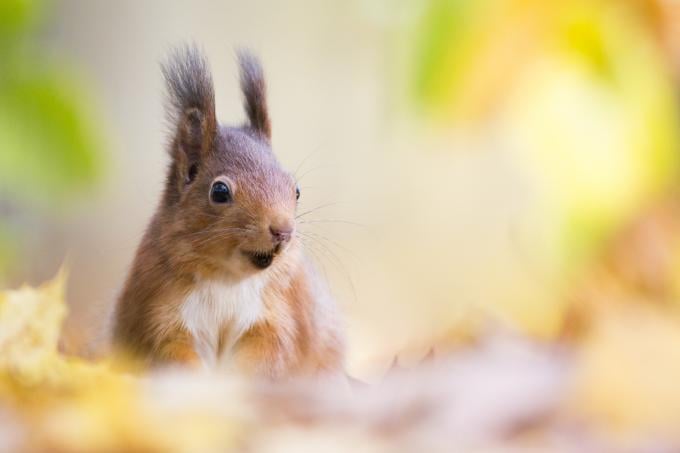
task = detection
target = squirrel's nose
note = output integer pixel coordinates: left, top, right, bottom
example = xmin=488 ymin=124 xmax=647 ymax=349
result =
xmin=269 ymin=224 xmax=293 ymax=244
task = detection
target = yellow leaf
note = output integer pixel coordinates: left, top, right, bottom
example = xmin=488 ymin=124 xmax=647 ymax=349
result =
xmin=0 ymin=267 xmax=67 ymax=381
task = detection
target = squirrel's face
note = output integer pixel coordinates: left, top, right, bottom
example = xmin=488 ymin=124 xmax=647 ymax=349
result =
xmin=160 ymin=47 xmax=300 ymax=277
xmin=173 ymin=128 xmax=300 ymax=275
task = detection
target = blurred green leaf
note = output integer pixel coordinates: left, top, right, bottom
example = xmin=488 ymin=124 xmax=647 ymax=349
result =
xmin=0 ymin=0 xmax=105 ymax=277
xmin=0 ymin=0 xmax=43 ymax=41
xmin=0 ymin=71 xmax=103 ymax=203
xmin=412 ymin=0 xmax=486 ymax=111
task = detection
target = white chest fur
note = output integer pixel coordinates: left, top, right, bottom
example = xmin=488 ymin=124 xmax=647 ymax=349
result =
xmin=180 ymin=277 xmax=266 ymax=368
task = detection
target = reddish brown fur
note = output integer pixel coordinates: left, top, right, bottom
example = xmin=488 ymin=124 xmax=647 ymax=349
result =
xmin=112 ymin=46 xmax=344 ymax=378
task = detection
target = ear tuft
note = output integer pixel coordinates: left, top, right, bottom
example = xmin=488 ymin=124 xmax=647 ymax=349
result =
xmin=162 ymin=44 xmax=216 ymax=161
xmin=238 ymin=49 xmax=271 ymax=141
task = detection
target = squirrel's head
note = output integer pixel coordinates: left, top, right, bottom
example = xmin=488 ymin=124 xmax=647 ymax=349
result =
xmin=160 ymin=45 xmax=299 ymax=278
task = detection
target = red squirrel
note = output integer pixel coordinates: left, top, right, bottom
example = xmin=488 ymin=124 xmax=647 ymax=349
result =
xmin=112 ymin=46 xmax=345 ymax=378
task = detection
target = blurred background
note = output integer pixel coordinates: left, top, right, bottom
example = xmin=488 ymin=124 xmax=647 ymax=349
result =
xmin=3 ymin=0 xmax=680 ymax=380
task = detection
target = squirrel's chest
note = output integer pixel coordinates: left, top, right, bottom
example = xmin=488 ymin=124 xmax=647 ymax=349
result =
xmin=180 ymin=278 xmax=266 ymax=369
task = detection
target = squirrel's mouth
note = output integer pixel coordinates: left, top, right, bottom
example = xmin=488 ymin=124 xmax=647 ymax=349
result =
xmin=242 ymin=244 xmax=281 ymax=270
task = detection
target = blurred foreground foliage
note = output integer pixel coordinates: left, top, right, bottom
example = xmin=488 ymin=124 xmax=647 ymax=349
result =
xmin=5 ymin=253 xmax=680 ymax=450
xmin=0 ymin=272 xmax=244 ymax=452
xmin=0 ymin=0 xmax=105 ymax=281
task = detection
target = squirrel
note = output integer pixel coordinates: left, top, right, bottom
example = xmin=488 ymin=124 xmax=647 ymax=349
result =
xmin=112 ymin=45 xmax=345 ymax=378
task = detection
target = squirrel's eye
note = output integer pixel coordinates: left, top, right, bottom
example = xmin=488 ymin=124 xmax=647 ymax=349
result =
xmin=210 ymin=181 xmax=232 ymax=204
xmin=295 ymin=186 xmax=300 ymax=201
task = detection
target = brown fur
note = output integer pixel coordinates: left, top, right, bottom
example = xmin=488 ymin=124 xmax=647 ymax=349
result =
xmin=112 ymin=45 xmax=344 ymax=378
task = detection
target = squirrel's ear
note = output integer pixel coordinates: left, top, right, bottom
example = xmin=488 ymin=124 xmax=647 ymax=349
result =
xmin=162 ymin=45 xmax=216 ymax=172
xmin=238 ymin=50 xmax=271 ymax=141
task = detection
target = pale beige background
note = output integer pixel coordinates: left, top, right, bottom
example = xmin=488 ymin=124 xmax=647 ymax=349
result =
xmin=20 ymin=0 xmax=541 ymax=377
